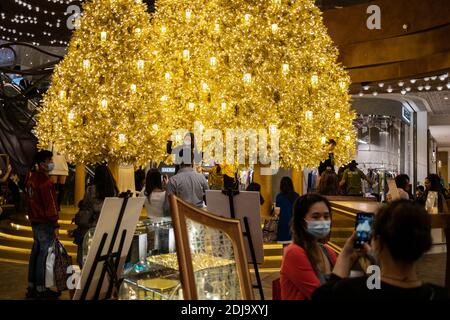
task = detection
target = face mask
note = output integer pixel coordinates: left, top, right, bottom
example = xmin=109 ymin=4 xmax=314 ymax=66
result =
xmin=47 ymin=163 xmax=55 ymax=172
xmin=306 ymin=220 xmax=331 ymax=239
xmin=184 ymin=138 xmax=191 ymax=145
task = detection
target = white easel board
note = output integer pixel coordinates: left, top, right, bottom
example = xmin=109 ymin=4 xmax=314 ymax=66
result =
xmin=205 ymin=190 xmax=264 ymax=264
xmin=73 ymin=196 xmax=145 ymax=300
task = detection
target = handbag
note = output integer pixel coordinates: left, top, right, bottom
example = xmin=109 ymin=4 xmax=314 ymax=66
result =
xmin=262 ymin=207 xmax=279 ymax=243
xmin=53 ymin=239 xmax=73 ymax=291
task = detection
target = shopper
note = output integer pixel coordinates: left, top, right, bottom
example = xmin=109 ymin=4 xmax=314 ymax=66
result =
xmin=141 ymin=168 xmax=167 ymax=218
xmin=48 ymin=144 xmax=69 ymax=207
xmin=164 ymin=150 xmax=209 ymax=213
xmin=394 ymin=174 xmax=411 ymax=200
xmin=318 ymin=139 xmax=336 ymax=176
xmin=25 ymin=150 xmax=60 ymax=299
xmin=74 ymin=164 xmax=118 ymax=267
xmin=313 ymin=200 xmax=448 ymax=300
xmin=339 ymin=160 xmax=372 ymax=196
xmin=280 ymin=193 xmax=336 ymax=300
xmin=246 ymin=182 xmax=264 ymax=205
xmin=318 ymin=168 xmax=338 ymax=196
xmin=276 ymin=177 xmax=300 ymax=242
xmin=203 ymin=163 xmax=224 ymax=190
xmin=419 ymin=174 xmax=449 ymax=213
xmin=415 ymin=185 xmax=425 ymax=199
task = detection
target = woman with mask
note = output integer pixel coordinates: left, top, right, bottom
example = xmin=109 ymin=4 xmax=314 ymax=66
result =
xmin=313 ymin=200 xmax=447 ymax=300
xmin=280 ymin=193 xmax=336 ymax=300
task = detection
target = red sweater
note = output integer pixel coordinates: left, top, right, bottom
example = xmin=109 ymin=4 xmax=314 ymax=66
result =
xmin=280 ymin=243 xmax=337 ymax=300
xmin=25 ymin=171 xmax=59 ymax=224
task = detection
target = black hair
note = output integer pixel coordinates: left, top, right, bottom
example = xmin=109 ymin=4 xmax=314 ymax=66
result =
xmin=426 ymin=174 xmax=443 ymax=192
xmin=417 ymin=185 xmax=425 ymax=192
xmin=33 ymin=150 xmax=53 ymax=166
xmin=373 ymin=200 xmax=432 ymax=263
xmin=144 ymin=169 xmax=163 ymax=197
xmin=246 ymin=182 xmax=264 ymax=205
xmin=291 ymin=193 xmax=332 ymax=274
xmin=395 ymin=174 xmax=410 ymax=189
xmin=93 ymin=164 xmax=118 ymax=200
xmin=328 ymin=139 xmax=336 ymax=146
xmin=280 ymin=176 xmax=296 ymax=202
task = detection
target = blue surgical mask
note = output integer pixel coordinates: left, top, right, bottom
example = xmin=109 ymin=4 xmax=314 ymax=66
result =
xmin=306 ymin=220 xmax=331 ymax=239
xmin=47 ymin=163 xmax=55 ymax=172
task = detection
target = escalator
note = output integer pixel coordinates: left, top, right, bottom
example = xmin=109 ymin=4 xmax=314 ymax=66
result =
xmin=0 ymin=72 xmax=39 ymax=176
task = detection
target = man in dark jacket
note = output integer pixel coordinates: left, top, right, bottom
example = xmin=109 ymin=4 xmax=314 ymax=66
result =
xmin=25 ymin=150 xmax=60 ymax=299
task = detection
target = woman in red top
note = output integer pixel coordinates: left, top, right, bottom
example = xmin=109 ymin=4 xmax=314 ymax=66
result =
xmin=280 ymin=193 xmax=337 ymax=300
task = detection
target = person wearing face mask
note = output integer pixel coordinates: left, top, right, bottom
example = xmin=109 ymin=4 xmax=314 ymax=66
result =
xmin=24 ymin=150 xmax=61 ymax=299
xmin=312 ymin=200 xmax=448 ymax=300
xmin=280 ymin=193 xmax=336 ymax=300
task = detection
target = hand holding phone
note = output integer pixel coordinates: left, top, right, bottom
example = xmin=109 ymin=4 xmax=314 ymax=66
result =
xmin=354 ymin=212 xmax=374 ymax=249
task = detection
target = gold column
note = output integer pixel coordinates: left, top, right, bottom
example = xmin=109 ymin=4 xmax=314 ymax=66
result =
xmin=108 ymin=161 xmax=119 ymax=185
xmin=291 ymin=168 xmax=304 ymax=196
xmin=74 ymin=163 xmax=85 ymax=205
xmin=253 ymin=164 xmax=273 ymax=218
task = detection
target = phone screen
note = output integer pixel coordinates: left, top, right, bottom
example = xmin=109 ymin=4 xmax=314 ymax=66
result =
xmin=354 ymin=212 xmax=374 ymax=248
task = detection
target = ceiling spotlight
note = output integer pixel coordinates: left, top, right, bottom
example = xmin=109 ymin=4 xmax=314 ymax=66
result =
xmin=444 ymin=96 xmax=449 ymax=100
xmin=418 ymin=86 xmax=424 ymax=91
xmin=386 ymin=86 xmax=393 ymax=93
xmin=424 ymin=77 xmax=430 ymax=81
xmin=358 ymin=92 xmax=364 ymax=97
xmin=425 ymin=85 xmax=431 ymax=90
xmin=437 ymin=86 xmax=443 ymax=91
xmin=363 ymin=85 xmax=370 ymax=90
xmin=378 ymin=83 xmax=384 ymax=88
xmin=447 ymin=82 xmax=450 ymax=89
xmin=401 ymin=89 xmax=406 ymax=95
xmin=372 ymin=91 xmax=378 ymax=96
xmin=406 ymin=87 xmax=412 ymax=92
xmin=431 ymin=76 xmax=437 ymax=81
xmin=398 ymin=81 xmax=404 ymax=87
xmin=439 ymin=74 xmax=447 ymax=81
xmin=410 ymin=79 xmax=417 ymax=84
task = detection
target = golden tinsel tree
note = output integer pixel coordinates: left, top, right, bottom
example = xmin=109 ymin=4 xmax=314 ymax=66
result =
xmin=36 ymin=0 xmax=169 ymax=165
xmin=150 ymin=0 xmax=356 ymax=168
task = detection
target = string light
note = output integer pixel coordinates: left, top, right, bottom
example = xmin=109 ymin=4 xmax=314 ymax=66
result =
xmin=183 ymin=49 xmax=190 ymax=61
xmin=36 ymin=0 xmax=169 ymax=165
xmin=282 ymin=63 xmax=289 ymax=75
xmin=243 ymin=73 xmax=252 ymax=84
xmin=146 ymin=0 xmax=356 ymax=168
xmin=210 ymin=56 xmax=217 ymax=67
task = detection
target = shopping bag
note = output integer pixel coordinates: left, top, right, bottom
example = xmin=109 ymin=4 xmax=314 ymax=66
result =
xmin=262 ymin=215 xmax=279 ymax=243
xmin=54 ymin=240 xmax=73 ymax=291
xmin=45 ymin=241 xmax=56 ymax=288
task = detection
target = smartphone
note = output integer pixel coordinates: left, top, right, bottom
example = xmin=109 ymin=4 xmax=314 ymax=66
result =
xmin=354 ymin=212 xmax=374 ymax=249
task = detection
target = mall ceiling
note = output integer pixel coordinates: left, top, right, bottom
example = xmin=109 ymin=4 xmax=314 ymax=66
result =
xmin=0 ymin=0 xmax=374 ymax=46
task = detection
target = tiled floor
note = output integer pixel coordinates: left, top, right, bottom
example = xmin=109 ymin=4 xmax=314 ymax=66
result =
xmin=0 ymin=252 xmax=446 ymax=300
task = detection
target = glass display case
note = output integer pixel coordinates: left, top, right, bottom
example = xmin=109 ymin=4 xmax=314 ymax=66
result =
xmin=117 ymin=195 xmax=253 ymax=300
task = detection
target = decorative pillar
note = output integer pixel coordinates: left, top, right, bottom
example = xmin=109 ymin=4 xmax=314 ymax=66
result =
xmin=74 ymin=163 xmax=85 ymax=206
xmin=253 ymin=164 xmax=273 ymax=218
xmin=291 ymin=168 xmax=304 ymax=196
xmin=108 ymin=161 xmax=120 ymax=185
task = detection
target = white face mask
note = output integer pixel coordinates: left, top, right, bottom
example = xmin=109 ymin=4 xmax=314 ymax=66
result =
xmin=305 ymin=220 xmax=331 ymax=239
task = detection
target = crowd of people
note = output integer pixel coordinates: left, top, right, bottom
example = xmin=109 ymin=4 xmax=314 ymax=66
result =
xmin=1 ymin=131 xmax=448 ymax=300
